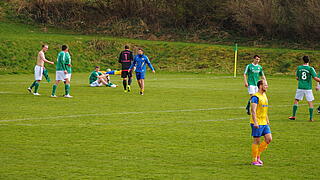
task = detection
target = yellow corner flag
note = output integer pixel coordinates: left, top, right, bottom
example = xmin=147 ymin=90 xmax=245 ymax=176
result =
xmin=234 ymin=44 xmax=238 ymax=78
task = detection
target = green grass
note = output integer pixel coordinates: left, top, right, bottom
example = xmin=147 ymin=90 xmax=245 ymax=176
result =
xmin=0 ymin=73 xmax=319 ymax=179
xmin=1 ymin=21 xmax=320 ymax=75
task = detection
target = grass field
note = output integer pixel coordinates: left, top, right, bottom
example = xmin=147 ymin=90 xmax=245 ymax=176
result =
xmin=0 ymin=72 xmax=319 ymax=179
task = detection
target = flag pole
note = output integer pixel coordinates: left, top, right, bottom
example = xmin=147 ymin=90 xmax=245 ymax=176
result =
xmin=233 ymin=43 xmax=238 ymax=78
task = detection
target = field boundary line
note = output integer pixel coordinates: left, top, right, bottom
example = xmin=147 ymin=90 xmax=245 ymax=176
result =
xmin=0 ymin=103 xmax=317 ymax=123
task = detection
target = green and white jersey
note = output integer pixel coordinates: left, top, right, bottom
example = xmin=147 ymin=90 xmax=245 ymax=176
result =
xmin=65 ymin=52 xmax=72 ymax=74
xmin=89 ymin=71 xmax=102 ymax=84
xmin=56 ymin=51 xmax=66 ymax=71
xmin=244 ymin=63 xmax=264 ymax=86
xmin=296 ymin=65 xmax=317 ymax=90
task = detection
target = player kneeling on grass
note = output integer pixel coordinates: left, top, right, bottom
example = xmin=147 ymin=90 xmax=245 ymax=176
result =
xmin=51 ymin=45 xmax=72 ymax=98
xmin=289 ymin=56 xmax=320 ymax=121
xmin=250 ymin=80 xmax=272 ymax=166
xmin=89 ymin=66 xmax=117 ymax=87
xmin=128 ymin=48 xmax=155 ymax=95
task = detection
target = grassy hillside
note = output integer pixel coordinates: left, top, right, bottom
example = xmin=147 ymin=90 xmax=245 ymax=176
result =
xmin=0 ymin=21 xmax=320 ymax=75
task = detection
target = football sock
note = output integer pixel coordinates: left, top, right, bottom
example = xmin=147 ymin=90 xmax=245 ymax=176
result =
xmin=309 ymin=108 xmax=314 ymax=120
xmin=252 ymin=144 xmax=259 ymax=162
xmin=258 ymin=141 xmax=268 ymax=157
xmin=43 ymin=69 xmax=51 ymax=82
xmin=34 ymin=82 xmax=40 ymax=93
xmin=246 ymin=100 xmax=250 ymax=110
xmin=292 ymin=104 xmax=298 ymax=117
xmin=65 ymin=84 xmax=70 ymax=95
xmin=30 ymin=80 xmax=36 ymax=89
xmin=123 ymin=80 xmax=127 ymax=90
xmin=52 ymin=84 xmax=57 ymax=96
xmin=128 ymin=78 xmax=132 ymax=85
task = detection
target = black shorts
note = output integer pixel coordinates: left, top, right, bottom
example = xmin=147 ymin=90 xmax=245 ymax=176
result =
xmin=121 ymin=70 xmax=132 ymax=78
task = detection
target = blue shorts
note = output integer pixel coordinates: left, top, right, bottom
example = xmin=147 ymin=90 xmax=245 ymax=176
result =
xmin=136 ymin=72 xmax=145 ymax=80
xmin=250 ymin=124 xmax=271 ymax=137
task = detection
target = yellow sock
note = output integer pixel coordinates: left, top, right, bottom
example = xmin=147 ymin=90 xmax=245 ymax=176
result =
xmin=252 ymin=144 xmax=259 ymax=162
xmin=258 ymin=141 xmax=268 ymax=157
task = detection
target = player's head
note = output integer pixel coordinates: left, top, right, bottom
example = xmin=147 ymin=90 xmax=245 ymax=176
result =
xmin=138 ymin=48 xmax=144 ymax=55
xmin=125 ymin=45 xmax=129 ymax=50
xmin=95 ymin=66 xmax=100 ymax=71
xmin=62 ymin=45 xmax=68 ymax=51
xmin=253 ymin=55 xmax=260 ymax=64
xmin=42 ymin=44 xmax=48 ymax=52
xmin=257 ymin=80 xmax=268 ymax=92
xmin=303 ymin=56 xmax=310 ymax=64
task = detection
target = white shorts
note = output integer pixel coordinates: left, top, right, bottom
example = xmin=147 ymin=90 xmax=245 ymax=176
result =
xmin=295 ymin=89 xmax=314 ymax=101
xmin=64 ymin=73 xmax=72 ymax=81
xmin=56 ymin=71 xmax=67 ymax=81
xmin=90 ymin=80 xmax=102 ymax=87
xmin=34 ymin=65 xmax=44 ymax=80
xmin=248 ymin=85 xmax=258 ymax=95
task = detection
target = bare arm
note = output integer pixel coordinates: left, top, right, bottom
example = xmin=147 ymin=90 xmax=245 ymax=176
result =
xmin=40 ymin=52 xmax=54 ymax=64
xmin=243 ymin=74 xmax=248 ymax=87
xmin=251 ymin=103 xmax=259 ymax=128
xmin=266 ymin=114 xmax=270 ymax=125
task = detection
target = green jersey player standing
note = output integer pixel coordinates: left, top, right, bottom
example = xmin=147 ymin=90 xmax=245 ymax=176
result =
xmin=244 ymin=55 xmax=267 ymax=115
xmin=51 ymin=45 xmax=73 ymax=98
xmin=289 ymin=56 xmax=320 ymax=121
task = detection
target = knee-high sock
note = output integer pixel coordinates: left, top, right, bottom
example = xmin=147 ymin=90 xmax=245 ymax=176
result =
xmin=65 ymin=84 xmax=70 ymax=95
xmin=128 ymin=78 xmax=132 ymax=85
xmin=123 ymin=80 xmax=127 ymax=90
xmin=52 ymin=84 xmax=57 ymax=96
xmin=309 ymin=108 xmax=314 ymax=120
xmin=43 ymin=69 xmax=50 ymax=82
xmin=292 ymin=104 xmax=298 ymax=117
xmin=258 ymin=141 xmax=268 ymax=157
xmin=252 ymin=144 xmax=259 ymax=162
xmin=34 ymin=82 xmax=40 ymax=93
xmin=30 ymin=81 xmax=36 ymax=89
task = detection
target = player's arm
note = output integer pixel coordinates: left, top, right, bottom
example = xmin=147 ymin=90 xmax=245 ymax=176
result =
xmin=251 ymin=96 xmax=259 ymax=128
xmin=266 ymin=114 xmax=270 ymax=125
xmin=243 ymin=65 xmax=249 ymax=87
xmin=118 ymin=52 xmax=122 ymax=63
xmin=40 ymin=52 xmax=54 ymax=64
xmin=146 ymin=57 xmax=155 ymax=73
xmin=260 ymin=68 xmax=267 ymax=84
xmin=128 ymin=58 xmax=137 ymax=72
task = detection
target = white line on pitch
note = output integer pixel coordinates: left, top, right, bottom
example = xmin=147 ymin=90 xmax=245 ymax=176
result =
xmin=0 ymin=103 xmax=317 ymax=123
xmin=0 ymin=117 xmax=247 ymax=127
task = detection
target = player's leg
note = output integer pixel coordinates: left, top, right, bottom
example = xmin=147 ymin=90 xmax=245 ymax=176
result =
xmin=289 ymin=89 xmax=303 ymax=120
xmin=64 ymin=77 xmax=72 ymax=98
xmin=33 ymin=66 xmax=43 ymax=95
xmin=257 ymin=126 xmax=272 ymax=164
xmin=43 ymin=68 xmax=51 ymax=82
xmin=306 ymin=90 xmax=315 ymax=121
xmin=252 ymin=137 xmax=262 ymax=166
xmin=246 ymin=86 xmax=257 ymax=115
xmin=51 ymin=80 xmax=60 ymax=97
xmin=127 ymin=71 xmax=133 ymax=92
xmin=123 ymin=78 xmax=127 ymax=91
xmin=140 ymin=79 xmax=145 ymax=95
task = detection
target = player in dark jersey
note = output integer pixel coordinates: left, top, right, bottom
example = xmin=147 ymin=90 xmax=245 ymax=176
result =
xmin=119 ymin=45 xmax=134 ymax=92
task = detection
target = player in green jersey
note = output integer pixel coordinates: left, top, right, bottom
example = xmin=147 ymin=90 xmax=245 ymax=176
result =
xmin=244 ymin=55 xmax=267 ymax=115
xmin=89 ymin=66 xmax=114 ymax=87
xmin=289 ymin=56 xmax=320 ymax=121
xmin=51 ymin=45 xmax=72 ymax=98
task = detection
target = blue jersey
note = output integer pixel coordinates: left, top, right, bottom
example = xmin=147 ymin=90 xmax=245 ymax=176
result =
xmin=129 ymin=54 xmax=154 ymax=73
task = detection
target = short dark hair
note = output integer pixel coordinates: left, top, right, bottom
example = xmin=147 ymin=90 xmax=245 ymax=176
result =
xmin=253 ymin=55 xmax=260 ymax=59
xmin=95 ymin=66 xmax=100 ymax=69
xmin=42 ymin=44 xmax=48 ymax=48
xmin=125 ymin=45 xmax=129 ymax=49
xmin=138 ymin=48 xmax=144 ymax=52
xmin=303 ymin=56 xmax=310 ymax=63
xmin=257 ymin=80 xmax=263 ymax=88
xmin=62 ymin=45 xmax=68 ymax=51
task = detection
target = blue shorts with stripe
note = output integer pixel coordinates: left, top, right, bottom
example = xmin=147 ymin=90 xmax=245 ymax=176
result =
xmin=250 ymin=124 xmax=271 ymax=137
xmin=136 ymin=72 xmax=145 ymax=80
